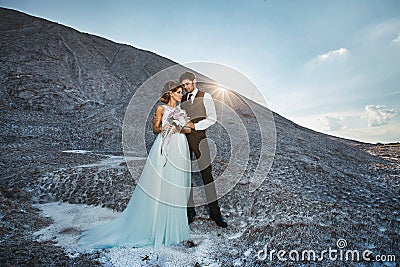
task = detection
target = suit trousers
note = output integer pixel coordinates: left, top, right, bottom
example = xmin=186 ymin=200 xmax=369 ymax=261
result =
xmin=186 ymin=130 xmax=220 ymax=215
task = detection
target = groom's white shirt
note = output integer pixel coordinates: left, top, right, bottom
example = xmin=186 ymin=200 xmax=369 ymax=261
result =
xmin=188 ymin=87 xmax=217 ymax=131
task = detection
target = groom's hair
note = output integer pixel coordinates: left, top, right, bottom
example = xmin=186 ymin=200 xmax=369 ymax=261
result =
xmin=179 ymin=72 xmax=196 ymax=82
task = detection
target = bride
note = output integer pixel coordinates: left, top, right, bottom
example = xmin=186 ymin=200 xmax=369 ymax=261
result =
xmin=78 ymin=81 xmax=192 ymax=249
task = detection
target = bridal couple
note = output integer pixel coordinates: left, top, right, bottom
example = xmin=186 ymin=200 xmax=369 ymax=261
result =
xmin=78 ymin=72 xmax=227 ymax=249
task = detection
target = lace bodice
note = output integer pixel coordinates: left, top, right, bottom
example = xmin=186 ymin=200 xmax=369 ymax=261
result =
xmin=161 ymin=104 xmax=178 ymax=125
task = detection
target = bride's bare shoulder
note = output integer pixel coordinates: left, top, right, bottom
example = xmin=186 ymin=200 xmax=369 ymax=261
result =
xmin=155 ymin=105 xmax=165 ymax=114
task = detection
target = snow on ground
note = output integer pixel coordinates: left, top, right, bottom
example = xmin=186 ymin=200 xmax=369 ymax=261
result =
xmin=33 ymin=202 xmax=222 ymax=267
xmin=62 ymin=150 xmax=93 ymax=154
xmin=76 ymin=156 xmax=146 ymax=168
xmin=61 ymin=150 xmax=146 ymax=168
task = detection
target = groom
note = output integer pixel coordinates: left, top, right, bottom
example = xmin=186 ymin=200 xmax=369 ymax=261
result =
xmin=180 ymin=71 xmax=227 ymax=228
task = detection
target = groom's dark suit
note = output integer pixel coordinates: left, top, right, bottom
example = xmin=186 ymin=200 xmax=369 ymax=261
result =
xmin=181 ymin=89 xmax=221 ymax=217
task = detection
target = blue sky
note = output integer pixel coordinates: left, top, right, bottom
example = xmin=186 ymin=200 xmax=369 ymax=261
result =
xmin=1 ymin=0 xmax=399 ymax=143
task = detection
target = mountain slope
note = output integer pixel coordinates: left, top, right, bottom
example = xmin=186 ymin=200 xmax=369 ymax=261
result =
xmin=1 ymin=8 xmax=398 ymax=266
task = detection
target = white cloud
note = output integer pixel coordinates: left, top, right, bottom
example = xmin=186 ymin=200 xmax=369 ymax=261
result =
xmin=354 ymin=18 xmax=400 ymax=44
xmin=304 ymin=47 xmax=349 ymax=71
xmin=365 ymin=105 xmax=397 ymax=127
xmin=318 ymin=48 xmax=348 ymax=61
xmin=323 ymin=116 xmax=345 ymax=131
xmin=290 ymin=108 xmax=400 ymax=143
xmin=392 ymin=34 xmax=400 ymax=43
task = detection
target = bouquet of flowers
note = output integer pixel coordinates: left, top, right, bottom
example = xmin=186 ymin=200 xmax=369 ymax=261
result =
xmin=162 ymin=108 xmax=190 ymax=136
xmin=161 ymin=107 xmax=190 ymax=166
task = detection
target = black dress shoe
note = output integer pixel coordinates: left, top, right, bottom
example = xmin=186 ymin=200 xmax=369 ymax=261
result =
xmin=187 ymin=207 xmax=196 ymax=224
xmin=210 ymin=214 xmax=228 ymax=228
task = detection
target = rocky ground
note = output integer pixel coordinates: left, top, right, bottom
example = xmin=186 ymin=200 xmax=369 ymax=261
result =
xmin=1 ymin=128 xmax=398 ymax=266
xmin=1 ymin=7 xmax=398 ymax=267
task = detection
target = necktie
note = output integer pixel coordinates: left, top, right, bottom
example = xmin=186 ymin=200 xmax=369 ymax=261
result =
xmin=187 ymin=93 xmax=193 ymax=103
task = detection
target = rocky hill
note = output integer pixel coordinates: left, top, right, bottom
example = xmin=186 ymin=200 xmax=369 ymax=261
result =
xmin=0 ymin=7 xmax=398 ymax=266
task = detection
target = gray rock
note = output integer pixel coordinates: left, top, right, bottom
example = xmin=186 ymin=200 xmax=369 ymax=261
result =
xmin=1 ymin=7 xmax=399 ymax=266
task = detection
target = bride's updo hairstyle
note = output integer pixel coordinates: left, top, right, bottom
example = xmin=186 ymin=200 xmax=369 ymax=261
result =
xmin=160 ymin=80 xmax=182 ymax=104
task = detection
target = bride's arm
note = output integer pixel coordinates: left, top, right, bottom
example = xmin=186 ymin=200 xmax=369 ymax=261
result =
xmin=179 ymin=121 xmax=192 ymax=134
xmin=153 ymin=106 xmax=165 ymax=134
xmin=179 ymin=127 xmax=191 ymax=134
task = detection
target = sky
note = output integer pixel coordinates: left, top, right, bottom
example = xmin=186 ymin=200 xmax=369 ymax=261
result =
xmin=1 ymin=0 xmax=399 ymax=143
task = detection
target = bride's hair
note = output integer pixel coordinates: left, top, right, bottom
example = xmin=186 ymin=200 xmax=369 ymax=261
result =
xmin=160 ymin=80 xmax=182 ymax=104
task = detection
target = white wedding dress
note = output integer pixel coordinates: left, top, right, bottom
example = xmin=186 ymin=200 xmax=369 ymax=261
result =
xmin=78 ymin=104 xmax=191 ymax=249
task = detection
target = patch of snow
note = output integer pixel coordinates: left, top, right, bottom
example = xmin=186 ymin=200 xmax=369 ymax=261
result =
xmin=75 ymin=156 xmax=122 ymax=168
xmin=227 ymin=231 xmax=244 ymax=240
xmin=62 ymin=150 xmax=92 ymax=154
xmin=33 ymin=202 xmax=221 ymax=266
xmin=33 ymin=202 xmax=118 ymax=254
xmin=61 ymin=150 xmax=146 ymax=168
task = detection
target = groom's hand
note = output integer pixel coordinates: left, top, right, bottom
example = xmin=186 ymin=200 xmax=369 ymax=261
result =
xmin=187 ymin=121 xmax=195 ymax=130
